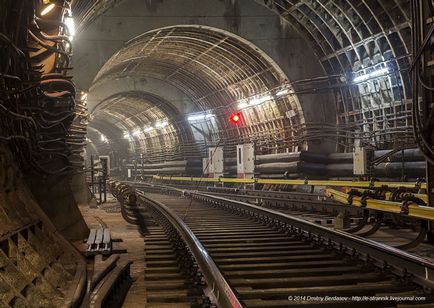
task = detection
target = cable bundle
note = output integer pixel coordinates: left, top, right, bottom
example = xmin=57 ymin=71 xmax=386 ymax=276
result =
xmin=0 ymin=0 xmax=86 ymax=174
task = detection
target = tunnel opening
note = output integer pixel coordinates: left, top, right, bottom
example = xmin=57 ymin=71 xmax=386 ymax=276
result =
xmin=86 ymin=25 xmax=306 ymax=171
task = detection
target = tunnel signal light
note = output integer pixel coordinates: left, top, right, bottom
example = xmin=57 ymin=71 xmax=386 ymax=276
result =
xmin=230 ymin=113 xmax=241 ymax=124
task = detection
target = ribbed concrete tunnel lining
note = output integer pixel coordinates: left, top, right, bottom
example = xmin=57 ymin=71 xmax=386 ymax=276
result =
xmin=268 ymin=0 xmax=413 ymax=149
xmin=76 ymin=0 xmax=414 ymax=153
xmin=88 ymin=25 xmax=305 ymax=161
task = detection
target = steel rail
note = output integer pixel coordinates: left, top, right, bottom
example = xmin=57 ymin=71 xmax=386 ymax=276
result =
xmin=188 ymin=192 xmax=434 ymax=290
xmin=136 ymin=191 xmax=243 ymax=308
xmin=134 ymin=181 xmax=432 ymax=252
xmin=132 ymin=180 xmax=434 ymax=223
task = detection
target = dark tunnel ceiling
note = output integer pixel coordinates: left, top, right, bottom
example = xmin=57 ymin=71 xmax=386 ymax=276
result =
xmin=74 ymin=0 xmax=414 ymax=158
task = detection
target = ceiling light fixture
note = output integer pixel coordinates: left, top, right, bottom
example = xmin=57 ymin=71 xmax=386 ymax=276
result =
xmin=155 ymin=120 xmax=169 ymax=128
xmin=275 ymin=89 xmax=289 ymax=97
xmin=100 ymin=134 xmax=107 ymax=142
xmin=249 ymin=95 xmax=272 ymax=106
xmin=237 ymin=101 xmax=249 ymax=109
xmin=41 ymin=3 xmax=55 ymax=16
xmin=187 ymin=113 xmax=214 ymax=121
xmin=353 ymin=67 xmax=389 ymax=83
xmin=64 ymin=12 xmax=75 ymax=41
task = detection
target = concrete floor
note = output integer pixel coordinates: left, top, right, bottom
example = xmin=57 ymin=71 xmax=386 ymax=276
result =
xmin=75 ymin=192 xmax=434 ymax=306
xmin=77 ymin=195 xmax=146 ymax=307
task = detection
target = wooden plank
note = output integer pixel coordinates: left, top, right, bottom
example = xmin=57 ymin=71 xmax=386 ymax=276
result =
xmin=86 ymin=229 xmax=97 ymax=245
xmin=95 ymin=229 xmax=104 ymax=245
xmin=103 ymin=229 xmax=111 ymax=244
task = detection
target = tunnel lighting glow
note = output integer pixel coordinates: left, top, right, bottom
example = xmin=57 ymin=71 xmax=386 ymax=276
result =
xmin=132 ymin=129 xmax=141 ymax=136
xmin=143 ymin=126 xmax=155 ymax=133
xmin=353 ymin=67 xmax=389 ymax=83
xmin=81 ymin=92 xmax=87 ymax=101
xmin=275 ymin=89 xmax=289 ymax=97
xmin=155 ymin=121 xmax=169 ymax=128
xmin=249 ymin=95 xmax=272 ymax=106
xmin=237 ymin=101 xmax=249 ymax=109
xmin=237 ymin=93 xmax=273 ymax=110
xmin=123 ymin=132 xmax=130 ymax=139
xmin=187 ymin=113 xmax=214 ymax=121
xmin=64 ymin=13 xmax=75 ymax=41
xmin=41 ymin=3 xmax=55 ymax=16
xmin=100 ymin=134 xmax=107 ymax=142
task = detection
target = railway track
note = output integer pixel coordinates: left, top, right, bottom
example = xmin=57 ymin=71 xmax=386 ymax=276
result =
xmin=111 ymin=181 xmax=434 ymax=307
xmin=130 ymin=182 xmax=430 ymax=251
xmin=144 ymin=222 xmax=207 ymax=307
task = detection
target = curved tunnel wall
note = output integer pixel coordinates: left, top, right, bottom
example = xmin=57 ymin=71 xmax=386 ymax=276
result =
xmin=73 ymin=0 xmax=336 ymax=162
xmin=88 ymin=25 xmax=309 ymax=162
xmin=72 ymin=0 xmax=414 ymax=166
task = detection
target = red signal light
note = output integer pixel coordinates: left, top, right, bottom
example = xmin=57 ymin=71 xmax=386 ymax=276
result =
xmin=230 ymin=113 xmax=241 ymax=124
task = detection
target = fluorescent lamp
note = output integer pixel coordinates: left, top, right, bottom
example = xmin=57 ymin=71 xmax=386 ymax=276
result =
xmin=81 ymin=92 xmax=87 ymax=101
xmin=187 ymin=113 xmax=214 ymax=121
xmin=64 ymin=14 xmax=75 ymax=41
xmin=238 ymin=101 xmax=248 ymax=109
xmin=132 ymin=129 xmax=141 ymax=136
xmin=155 ymin=121 xmax=169 ymax=128
xmin=41 ymin=3 xmax=55 ymax=16
xmin=353 ymin=67 xmax=389 ymax=83
xmin=123 ymin=132 xmax=130 ymax=139
xmin=100 ymin=134 xmax=107 ymax=142
xmin=144 ymin=127 xmax=154 ymax=132
xmin=249 ymin=95 xmax=272 ymax=106
xmin=276 ymin=89 xmax=289 ymax=97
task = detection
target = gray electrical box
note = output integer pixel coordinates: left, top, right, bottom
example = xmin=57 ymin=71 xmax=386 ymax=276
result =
xmin=237 ymin=143 xmax=255 ymax=179
xmin=353 ymin=147 xmax=368 ymax=175
xmin=208 ymin=147 xmax=224 ymax=178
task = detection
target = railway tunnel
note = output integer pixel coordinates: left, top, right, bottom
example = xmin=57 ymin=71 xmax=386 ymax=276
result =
xmin=1 ymin=0 xmax=434 ymax=307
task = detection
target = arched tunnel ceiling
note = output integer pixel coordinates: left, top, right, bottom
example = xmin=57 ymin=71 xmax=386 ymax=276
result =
xmin=93 ymin=92 xmax=177 ymax=128
xmin=74 ymin=0 xmax=414 ymax=159
xmin=93 ymin=25 xmax=302 ymax=116
xmin=88 ymin=25 xmax=305 ymax=160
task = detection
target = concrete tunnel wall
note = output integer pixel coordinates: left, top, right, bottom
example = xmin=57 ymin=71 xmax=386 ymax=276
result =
xmin=74 ymin=0 xmax=337 ymax=154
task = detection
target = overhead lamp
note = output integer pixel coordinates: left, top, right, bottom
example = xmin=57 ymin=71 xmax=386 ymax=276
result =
xmin=100 ymin=134 xmax=107 ymax=142
xmin=250 ymin=95 xmax=272 ymax=106
xmin=41 ymin=3 xmax=55 ymax=16
xmin=353 ymin=67 xmax=389 ymax=83
xmin=123 ymin=132 xmax=130 ymax=139
xmin=275 ymin=89 xmax=289 ymax=97
xmin=144 ymin=126 xmax=154 ymax=133
xmin=132 ymin=129 xmax=141 ymax=136
xmin=155 ymin=120 xmax=169 ymax=128
xmin=81 ymin=92 xmax=87 ymax=101
xmin=64 ymin=12 xmax=75 ymax=41
xmin=237 ymin=101 xmax=249 ymax=109
xmin=187 ymin=113 xmax=214 ymax=122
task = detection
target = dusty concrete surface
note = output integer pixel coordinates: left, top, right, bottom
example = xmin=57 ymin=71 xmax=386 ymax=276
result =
xmin=0 ymin=149 xmax=86 ymax=307
xmin=78 ymin=194 xmax=146 ymax=306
